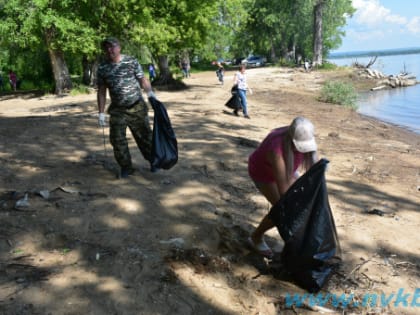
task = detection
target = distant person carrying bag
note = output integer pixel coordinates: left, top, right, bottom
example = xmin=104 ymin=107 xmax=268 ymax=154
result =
xmin=247 ymin=117 xmax=319 ymax=259
xmin=246 ymin=117 xmax=340 ymax=291
xmin=96 ymin=37 xmax=157 ymax=178
xmin=232 ymin=64 xmax=252 ymax=118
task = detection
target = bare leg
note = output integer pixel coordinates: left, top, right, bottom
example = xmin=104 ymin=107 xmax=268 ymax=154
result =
xmin=251 ymin=181 xmax=280 ymax=243
xmin=251 ymin=215 xmax=276 ymax=244
xmin=254 ymin=181 xmax=280 ymax=206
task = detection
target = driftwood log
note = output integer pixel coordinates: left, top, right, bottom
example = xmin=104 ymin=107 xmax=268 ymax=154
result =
xmin=357 ymin=68 xmax=419 ymax=90
xmin=352 ymin=56 xmax=418 ymax=90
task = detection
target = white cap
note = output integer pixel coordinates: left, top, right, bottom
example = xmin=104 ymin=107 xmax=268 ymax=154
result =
xmin=290 ymin=117 xmax=317 ymax=153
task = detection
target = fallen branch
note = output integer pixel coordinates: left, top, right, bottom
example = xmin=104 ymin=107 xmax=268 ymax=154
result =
xmin=344 ymin=258 xmax=371 ymax=281
xmin=371 ymin=85 xmax=387 ymax=91
xmin=395 ymin=261 xmax=416 ymax=266
xmin=366 ymin=56 xmax=377 ymax=68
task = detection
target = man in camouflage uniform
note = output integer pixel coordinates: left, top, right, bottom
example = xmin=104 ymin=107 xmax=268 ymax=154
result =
xmin=97 ymin=37 xmax=156 ymax=178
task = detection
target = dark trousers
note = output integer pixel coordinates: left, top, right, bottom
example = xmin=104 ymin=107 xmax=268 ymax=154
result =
xmin=109 ymin=101 xmax=152 ymax=169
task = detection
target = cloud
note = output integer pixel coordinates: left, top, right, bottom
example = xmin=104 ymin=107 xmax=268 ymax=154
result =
xmin=352 ymin=0 xmax=406 ymax=26
xmin=407 ymin=17 xmax=420 ymax=34
xmin=335 ymin=0 xmax=420 ymax=51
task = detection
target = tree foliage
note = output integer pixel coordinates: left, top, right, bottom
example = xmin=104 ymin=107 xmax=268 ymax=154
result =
xmin=127 ymin=0 xmax=220 ymax=84
xmin=0 ymin=0 xmax=100 ymax=92
xmin=242 ymin=0 xmax=354 ymax=63
xmin=196 ymin=0 xmax=250 ymax=61
xmin=0 ymin=0 xmax=355 ymax=93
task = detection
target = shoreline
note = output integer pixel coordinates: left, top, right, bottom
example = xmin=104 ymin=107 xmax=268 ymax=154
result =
xmin=357 ymin=110 xmax=420 ymax=136
xmin=328 ymin=53 xmax=420 ymax=135
xmin=356 ymin=84 xmax=420 ymax=135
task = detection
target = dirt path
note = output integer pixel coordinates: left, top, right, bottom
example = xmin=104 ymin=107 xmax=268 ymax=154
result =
xmin=0 ymin=67 xmax=419 ymax=315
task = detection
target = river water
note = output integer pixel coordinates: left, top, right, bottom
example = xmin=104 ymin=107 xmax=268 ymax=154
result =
xmin=327 ymin=53 xmax=420 ymax=134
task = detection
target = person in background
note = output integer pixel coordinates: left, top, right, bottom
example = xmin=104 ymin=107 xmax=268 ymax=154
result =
xmin=148 ymin=63 xmax=156 ymax=82
xmin=180 ymin=60 xmax=190 ymax=78
xmin=9 ymin=70 xmax=17 ymax=91
xmin=304 ymin=59 xmax=311 ymax=72
xmin=216 ymin=61 xmax=224 ymax=85
xmin=232 ymin=64 xmax=252 ymax=118
xmin=97 ymin=37 xmax=156 ymax=178
xmin=247 ymin=117 xmax=319 ymax=258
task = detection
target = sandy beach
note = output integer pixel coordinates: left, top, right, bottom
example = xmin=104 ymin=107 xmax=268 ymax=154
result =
xmin=0 ymin=66 xmax=419 ymax=315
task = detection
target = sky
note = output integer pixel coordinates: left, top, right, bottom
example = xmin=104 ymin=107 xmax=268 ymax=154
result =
xmin=333 ymin=0 xmax=420 ymax=52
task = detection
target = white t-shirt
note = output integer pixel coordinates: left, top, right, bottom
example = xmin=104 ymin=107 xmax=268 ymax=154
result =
xmin=235 ymin=71 xmax=247 ymax=90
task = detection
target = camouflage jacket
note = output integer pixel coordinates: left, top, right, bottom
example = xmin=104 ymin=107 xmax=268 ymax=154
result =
xmin=97 ymin=55 xmax=145 ymax=108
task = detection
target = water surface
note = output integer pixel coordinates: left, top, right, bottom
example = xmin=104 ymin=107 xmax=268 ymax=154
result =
xmin=328 ymin=53 xmax=420 ymax=134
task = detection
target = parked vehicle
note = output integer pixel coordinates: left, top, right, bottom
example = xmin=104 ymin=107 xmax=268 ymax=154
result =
xmin=243 ymin=56 xmax=265 ymax=67
xmin=234 ymin=57 xmax=246 ymax=65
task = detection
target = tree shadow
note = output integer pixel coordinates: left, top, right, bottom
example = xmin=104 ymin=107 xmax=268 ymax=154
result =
xmin=0 ymin=90 xmax=45 ymax=101
xmin=0 ymin=94 xmax=418 ymax=314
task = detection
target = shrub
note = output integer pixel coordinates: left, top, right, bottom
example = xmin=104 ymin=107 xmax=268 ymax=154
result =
xmin=319 ymin=81 xmax=358 ymax=109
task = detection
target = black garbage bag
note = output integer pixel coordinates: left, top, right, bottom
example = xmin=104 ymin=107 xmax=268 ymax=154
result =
xmin=149 ymin=97 xmax=178 ymax=171
xmin=268 ymin=158 xmax=341 ymax=292
xmin=225 ymin=85 xmax=242 ymax=110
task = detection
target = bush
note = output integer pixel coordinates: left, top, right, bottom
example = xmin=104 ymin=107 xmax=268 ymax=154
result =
xmin=276 ymin=59 xmax=295 ymax=67
xmin=319 ymin=81 xmax=358 ymax=109
xmin=20 ymin=80 xmax=52 ymax=91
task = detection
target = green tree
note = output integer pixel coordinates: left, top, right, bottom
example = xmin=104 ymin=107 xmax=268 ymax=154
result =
xmin=79 ymin=0 xmax=151 ymax=86
xmin=197 ymin=0 xmax=250 ymax=62
xmin=241 ymin=0 xmax=354 ymax=64
xmin=0 ymin=0 xmax=100 ymax=94
xmin=130 ymin=0 xmax=219 ymax=84
xmin=0 ymin=0 xmax=355 ymax=93
xmin=313 ymin=0 xmax=325 ymax=66
xmin=243 ymin=0 xmax=309 ymax=61
xmin=315 ymin=0 xmax=355 ymax=63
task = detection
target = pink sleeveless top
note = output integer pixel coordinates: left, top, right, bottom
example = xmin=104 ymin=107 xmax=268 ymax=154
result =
xmin=248 ymin=127 xmax=304 ymax=183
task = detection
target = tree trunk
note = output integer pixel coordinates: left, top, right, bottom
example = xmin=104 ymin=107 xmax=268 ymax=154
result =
xmin=290 ymin=43 xmax=296 ymax=64
xmin=48 ymin=48 xmax=73 ymax=94
xmin=270 ymin=40 xmax=277 ymax=63
xmin=82 ymin=56 xmax=99 ymax=86
xmin=153 ymin=55 xmax=186 ymax=90
xmin=280 ymin=38 xmax=289 ymax=60
xmin=45 ymin=29 xmax=72 ymax=94
xmin=147 ymin=54 xmax=186 ymax=90
xmin=313 ymin=0 xmax=324 ymax=67
xmin=90 ymin=58 xmax=99 ymax=87
xmin=157 ymin=55 xmax=172 ymax=83
xmin=82 ymin=55 xmax=91 ymax=86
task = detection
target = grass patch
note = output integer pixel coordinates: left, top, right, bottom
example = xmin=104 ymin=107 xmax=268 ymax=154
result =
xmin=70 ymin=83 xmax=91 ymax=95
xmin=315 ymin=61 xmax=338 ymax=70
xmin=319 ymin=80 xmax=358 ymax=109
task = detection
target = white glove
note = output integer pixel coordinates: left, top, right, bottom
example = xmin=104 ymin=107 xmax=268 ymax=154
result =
xmin=98 ymin=113 xmax=106 ymax=127
xmin=147 ymin=90 xmax=156 ymax=99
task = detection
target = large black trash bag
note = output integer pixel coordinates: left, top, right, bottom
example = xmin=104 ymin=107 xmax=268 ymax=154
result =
xmin=268 ymin=158 xmax=341 ymax=292
xmin=149 ymin=97 xmax=178 ymax=171
xmin=225 ymin=84 xmax=242 ymax=110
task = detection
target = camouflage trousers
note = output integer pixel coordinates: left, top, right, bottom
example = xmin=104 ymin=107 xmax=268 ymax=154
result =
xmin=108 ymin=100 xmax=152 ymax=169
